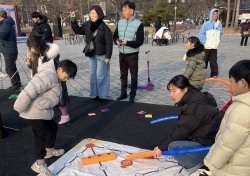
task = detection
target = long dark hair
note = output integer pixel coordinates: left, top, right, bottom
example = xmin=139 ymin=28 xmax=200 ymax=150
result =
xmin=167 ymin=75 xmax=197 ymax=91
xmin=27 ymin=34 xmax=48 ymax=56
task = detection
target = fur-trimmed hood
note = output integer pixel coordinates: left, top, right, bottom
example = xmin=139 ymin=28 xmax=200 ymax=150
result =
xmin=186 ymin=44 xmax=204 ymax=57
xmin=45 ymin=43 xmax=60 ymax=59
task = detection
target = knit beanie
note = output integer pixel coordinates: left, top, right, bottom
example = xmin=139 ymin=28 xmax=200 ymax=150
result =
xmin=0 ymin=9 xmax=7 ymax=18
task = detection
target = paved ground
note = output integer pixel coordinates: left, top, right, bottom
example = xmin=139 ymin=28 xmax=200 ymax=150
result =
xmin=0 ymin=29 xmax=248 ymax=109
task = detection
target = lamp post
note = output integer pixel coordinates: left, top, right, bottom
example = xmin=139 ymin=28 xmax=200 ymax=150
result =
xmin=167 ymin=0 xmax=185 ymax=34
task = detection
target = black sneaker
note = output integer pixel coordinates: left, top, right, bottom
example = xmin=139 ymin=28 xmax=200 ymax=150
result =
xmin=7 ymin=84 xmax=21 ymax=92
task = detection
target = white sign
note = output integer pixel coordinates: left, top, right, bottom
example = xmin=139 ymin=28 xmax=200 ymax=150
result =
xmin=0 ymin=5 xmax=18 ymax=35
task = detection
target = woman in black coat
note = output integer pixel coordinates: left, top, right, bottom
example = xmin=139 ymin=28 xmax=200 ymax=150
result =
xmin=240 ymin=19 xmax=249 ymax=46
xmin=154 ymin=75 xmax=223 ymax=174
xmin=70 ymin=5 xmax=113 ymax=101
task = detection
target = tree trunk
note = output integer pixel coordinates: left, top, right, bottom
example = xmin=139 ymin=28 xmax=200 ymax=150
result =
xmin=225 ymin=0 xmax=230 ymax=29
xmin=234 ymin=0 xmax=240 ymax=31
xmin=230 ymin=0 xmax=237 ymax=29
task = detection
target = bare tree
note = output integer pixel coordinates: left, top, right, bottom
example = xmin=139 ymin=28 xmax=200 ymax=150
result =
xmin=233 ymin=0 xmax=240 ymax=30
xmin=230 ymin=0 xmax=237 ymax=29
xmin=109 ymin=0 xmax=123 ymax=20
xmin=225 ymin=0 xmax=230 ymax=29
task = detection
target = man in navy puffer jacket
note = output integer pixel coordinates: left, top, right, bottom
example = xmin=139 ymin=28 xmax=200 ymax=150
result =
xmin=0 ymin=9 xmax=21 ymax=91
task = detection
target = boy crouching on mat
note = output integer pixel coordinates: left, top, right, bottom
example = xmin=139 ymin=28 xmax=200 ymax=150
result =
xmin=14 ymin=59 xmax=77 ymax=176
xmin=191 ymin=60 xmax=250 ymax=176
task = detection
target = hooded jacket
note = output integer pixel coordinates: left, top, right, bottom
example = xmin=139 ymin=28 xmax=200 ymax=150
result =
xmin=0 ymin=16 xmax=18 ymax=54
xmin=27 ymin=43 xmax=60 ymax=77
xmin=204 ymin=91 xmax=250 ymax=176
xmin=158 ymin=88 xmax=223 ymax=150
xmin=14 ymin=59 xmax=62 ymax=120
xmin=199 ymin=8 xmax=223 ymax=49
xmin=183 ymin=44 xmax=206 ymax=90
xmin=31 ymin=15 xmax=53 ymax=43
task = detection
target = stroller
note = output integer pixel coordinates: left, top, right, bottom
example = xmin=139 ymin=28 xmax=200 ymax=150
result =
xmin=152 ymin=27 xmax=171 ymax=46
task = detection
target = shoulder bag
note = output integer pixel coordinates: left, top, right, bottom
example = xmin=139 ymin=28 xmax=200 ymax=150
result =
xmin=83 ymin=30 xmax=97 ymax=57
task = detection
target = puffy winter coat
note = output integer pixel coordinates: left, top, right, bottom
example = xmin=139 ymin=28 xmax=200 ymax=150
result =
xmin=13 ymin=59 xmax=62 ymax=120
xmin=204 ymin=91 xmax=250 ymax=176
xmin=183 ymin=44 xmax=206 ymax=90
xmin=31 ymin=15 xmax=53 ymax=43
xmin=158 ymin=88 xmax=223 ymax=150
xmin=0 ymin=16 xmax=18 ymax=54
xmin=240 ymin=22 xmax=250 ymax=37
xmin=71 ymin=19 xmax=113 ymax=59
xmin=199 ymin=8 xmax=223 ymax=49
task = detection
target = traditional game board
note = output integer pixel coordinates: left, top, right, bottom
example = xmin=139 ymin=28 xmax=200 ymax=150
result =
xmin=49 ymin=138 xmax=189 ymax=176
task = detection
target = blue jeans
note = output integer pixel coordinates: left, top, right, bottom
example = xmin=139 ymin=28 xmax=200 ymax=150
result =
xmin=89 ymin=55 xmax=110 ymax=99
xmin=168 ymin=141 xmax=208 ymax=171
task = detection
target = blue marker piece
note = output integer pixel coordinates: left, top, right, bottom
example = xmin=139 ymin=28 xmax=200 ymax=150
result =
xmin=162 ymin=146 xmax=211 ymax=156
xmin=150 ymin=116 xmax=178 ymax=124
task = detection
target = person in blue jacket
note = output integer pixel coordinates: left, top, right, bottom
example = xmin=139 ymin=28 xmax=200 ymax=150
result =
xmin=199 ymin=8 xmax=223 ymax=78
xmin=0 ymin=9 xmax=21 ymax=91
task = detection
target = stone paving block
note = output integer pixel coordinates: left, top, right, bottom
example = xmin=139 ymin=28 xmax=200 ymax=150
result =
xmin=0 ymin=29 xmax=247 ymax=109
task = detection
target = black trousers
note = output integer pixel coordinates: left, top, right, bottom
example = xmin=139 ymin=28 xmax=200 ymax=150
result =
xmin=240 ymin=36 xmax=248 ymax=46
xmin=3 ymin=53 xmax=21 ymax=86
xmin=204 ymin=49 xmax=218 ymax=77
xmin=29 ymin=119 xmax=58 ymax=159
xmin=119 ymin=53 xmax=138 ymax=98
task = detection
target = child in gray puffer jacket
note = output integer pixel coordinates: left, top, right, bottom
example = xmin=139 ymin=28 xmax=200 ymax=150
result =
xmin=14 ymin=59 xmax=77 ymax=176
xmin=26 ymin=34 xmax=71 ymax=126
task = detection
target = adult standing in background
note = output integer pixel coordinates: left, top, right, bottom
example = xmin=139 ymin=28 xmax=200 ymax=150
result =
xmin=26 ymin=12 xmax=53 ymax=71
xmin=199 ymin=8 xmax=223 ymax=78
xmin=70 ymin=5 xmax=113 ymax=101
xmin=113 ymin=1 xmax=144 ymax=103
xmin=0 ymin=9 xmax=21 ymax=91
xmin=30 ymin=11 xmax=53 ymax=43
xmin=240 ymin=19 xmax=249 ymax=46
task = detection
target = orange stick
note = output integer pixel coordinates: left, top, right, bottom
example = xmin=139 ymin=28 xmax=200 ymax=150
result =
xmin=202 ymin=78 xmax=231 ymax=92
xmin=126 ymin=151 xmax=155 ymax=160
xmin=80 ymin=152 xmax=116 ymax=165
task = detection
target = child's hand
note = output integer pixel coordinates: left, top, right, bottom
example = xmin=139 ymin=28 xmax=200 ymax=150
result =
xmin=154 ymin=146 xmax=162 ymax=158
xmin=25 ymin=57 xmax=31 ymax=65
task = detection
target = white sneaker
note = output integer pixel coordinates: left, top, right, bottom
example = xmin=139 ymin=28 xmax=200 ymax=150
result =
xmin=44 ymin=148 xmax=65 ymax=159
xmin=190 ymin=168 xmax=213 ymax=176
xmin=31 ymin=161 xmax=54 ymax=176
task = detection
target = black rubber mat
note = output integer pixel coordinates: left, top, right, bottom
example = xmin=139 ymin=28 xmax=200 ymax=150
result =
xmin=0 ymin=89 xmax=180 ymax=176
